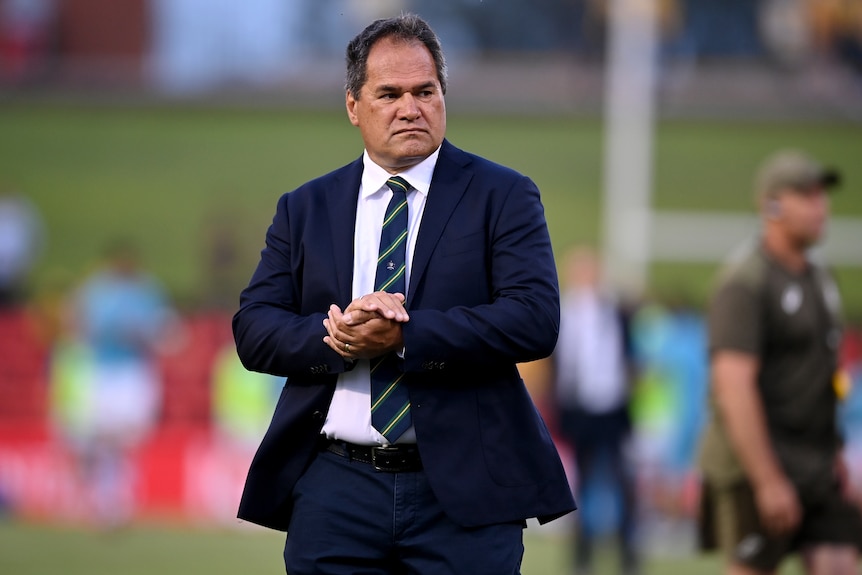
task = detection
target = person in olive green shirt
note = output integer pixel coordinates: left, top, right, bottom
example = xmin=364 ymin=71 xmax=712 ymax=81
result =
xmin=698 ymin=150 xmax=862 ymax=575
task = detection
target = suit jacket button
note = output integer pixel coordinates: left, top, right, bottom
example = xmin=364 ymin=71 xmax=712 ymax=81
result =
xmin=312 ymin=410 xmax=324 ymax=421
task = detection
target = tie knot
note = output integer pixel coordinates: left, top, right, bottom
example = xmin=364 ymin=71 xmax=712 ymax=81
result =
xmin=386 ymin=176 xmax=410 ymax=195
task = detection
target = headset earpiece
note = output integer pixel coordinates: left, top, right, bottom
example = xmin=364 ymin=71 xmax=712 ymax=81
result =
xmin=767 ymin=198 xmax=781 ymax=218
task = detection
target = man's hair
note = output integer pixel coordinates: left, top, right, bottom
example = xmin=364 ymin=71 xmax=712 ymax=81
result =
xmin=345 ymin=13 xmax=448 ymax=99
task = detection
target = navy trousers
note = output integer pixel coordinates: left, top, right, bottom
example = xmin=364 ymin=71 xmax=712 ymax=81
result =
xmin=559 ymin=406 xmax=638 ymax=573
xmin=284 ymin=447 xmax=525 ymax=575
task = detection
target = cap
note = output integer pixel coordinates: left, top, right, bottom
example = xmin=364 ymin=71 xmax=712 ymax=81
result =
xmin=754 ymin=149 xmax=841 ymax=201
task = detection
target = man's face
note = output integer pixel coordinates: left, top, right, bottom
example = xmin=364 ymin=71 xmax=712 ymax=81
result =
xmin=346 ymin=37 xmax=446 ymax=172
xmin=775 ymin=186 xmax=830 ymax=248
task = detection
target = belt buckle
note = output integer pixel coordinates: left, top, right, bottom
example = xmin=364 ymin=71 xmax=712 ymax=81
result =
xmin=371 ymin=446 xmax=403 ymax=472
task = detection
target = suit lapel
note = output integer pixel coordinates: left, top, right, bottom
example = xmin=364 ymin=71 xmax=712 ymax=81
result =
xmin=326 ymin=159 xmax=363 ymax=303
xmin=409 ymin=141 xmax=473 ymax=301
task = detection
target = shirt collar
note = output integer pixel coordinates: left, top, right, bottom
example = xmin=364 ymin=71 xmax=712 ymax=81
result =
xmin=360 ymin=146 xmax=440 ymax=200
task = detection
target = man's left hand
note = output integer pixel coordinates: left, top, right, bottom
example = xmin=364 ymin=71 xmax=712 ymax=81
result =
xmin=323 ymin=294 xmax=407 ymax=359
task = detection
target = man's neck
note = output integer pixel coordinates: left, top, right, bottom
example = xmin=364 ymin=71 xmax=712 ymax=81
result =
xmin=762 ymin=228 xmax=807 ymax=274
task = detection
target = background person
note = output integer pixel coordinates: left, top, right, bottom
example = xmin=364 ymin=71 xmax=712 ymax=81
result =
xmin=551 ymin=245 xmax=640 ymax=575
xmin=697 ymin=149 xmax=862 ymax=574
xmin=232 ymin=13 xmax=575 ymax=575
xmin=0 ymin=188 xmax=45 ymax=308
xmin=53 ymin=238 xmax=179 ymax=527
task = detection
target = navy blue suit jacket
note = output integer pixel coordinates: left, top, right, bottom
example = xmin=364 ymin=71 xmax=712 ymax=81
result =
xmin=233 ymin=139 xmax=575 ymax=531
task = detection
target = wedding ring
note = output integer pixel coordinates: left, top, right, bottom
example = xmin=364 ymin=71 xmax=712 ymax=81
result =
xmin=345 ymin=342 xmax=350 ymax=352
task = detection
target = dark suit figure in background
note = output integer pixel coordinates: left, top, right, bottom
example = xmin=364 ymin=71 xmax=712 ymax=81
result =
xmin=552 ymin=246 xmax=640 ymax=575
xmin=233 ymin=14 xmax=574 ymax=575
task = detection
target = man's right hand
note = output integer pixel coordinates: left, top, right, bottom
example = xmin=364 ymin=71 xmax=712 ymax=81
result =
xmin=322 ymin=293 xmax=408 ymax=359
xmin=754 ymin=474 xmax=801 ymax=535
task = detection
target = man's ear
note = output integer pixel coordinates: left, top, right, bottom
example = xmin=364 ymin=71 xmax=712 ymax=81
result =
xmin=346 ymin=91 xmax=359 ymax=127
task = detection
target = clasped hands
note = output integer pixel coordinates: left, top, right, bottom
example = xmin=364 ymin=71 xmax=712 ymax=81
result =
xmin=323 ymin=291 xmax=409 ymax=360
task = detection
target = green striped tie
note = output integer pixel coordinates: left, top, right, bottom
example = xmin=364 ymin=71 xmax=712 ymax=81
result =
xmin=370 ymin=176 xmax=412 ymax=441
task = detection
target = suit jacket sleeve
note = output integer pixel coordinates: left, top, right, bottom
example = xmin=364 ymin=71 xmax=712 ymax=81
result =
xmin=232 ymin=167 xmax=358 ymax=379
xmin=402 ymin=151 xmax=560 ymax=372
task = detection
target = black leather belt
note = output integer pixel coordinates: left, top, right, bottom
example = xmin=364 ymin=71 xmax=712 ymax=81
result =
xmin=319 ymin=437 xmax=422 ymax=473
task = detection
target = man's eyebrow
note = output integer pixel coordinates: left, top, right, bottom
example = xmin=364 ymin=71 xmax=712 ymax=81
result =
xmin=375 ymin=81 xmax=437 ymax=93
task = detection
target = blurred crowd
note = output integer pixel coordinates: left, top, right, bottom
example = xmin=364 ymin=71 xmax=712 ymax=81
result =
xmin=0 ymin=0 xmax=861 ymax=91
xmin=0 ymin=194 xmax=282 ymax=525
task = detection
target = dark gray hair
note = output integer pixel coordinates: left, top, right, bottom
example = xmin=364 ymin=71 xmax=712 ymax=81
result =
xmin=345 ymin=13 xmax=448 ymax=99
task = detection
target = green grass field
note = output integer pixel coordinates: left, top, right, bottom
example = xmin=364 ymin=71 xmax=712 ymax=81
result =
xmin=1 ymin=103 xmax=861 ymax=314
xmin=0 ymin=519 xmax=810 ymax=575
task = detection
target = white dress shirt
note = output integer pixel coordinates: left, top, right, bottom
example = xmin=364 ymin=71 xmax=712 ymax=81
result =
xmin=555 ymin=289 xmax=628 ymax=413
xmin=321 ymin=147 xmax=439 ymax=445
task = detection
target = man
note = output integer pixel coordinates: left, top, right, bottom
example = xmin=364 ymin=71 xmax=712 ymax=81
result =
xmin=698 ymin=149 xmax=862 ymax=575
xmin=232 ymin=14 xmax=575 ymax=575
xmin=551 ymin=246 xmax=639 ymax=575
xmin=63 ymin=239 xmax=178 ymax=527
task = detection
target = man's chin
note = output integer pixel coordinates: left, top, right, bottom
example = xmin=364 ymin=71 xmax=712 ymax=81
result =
xmin=392 ymin=145 xmax=435 ymax=166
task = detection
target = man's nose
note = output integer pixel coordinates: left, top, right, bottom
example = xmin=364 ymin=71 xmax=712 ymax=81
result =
xmin=398 ymin=93 xmax=420 ymax=119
